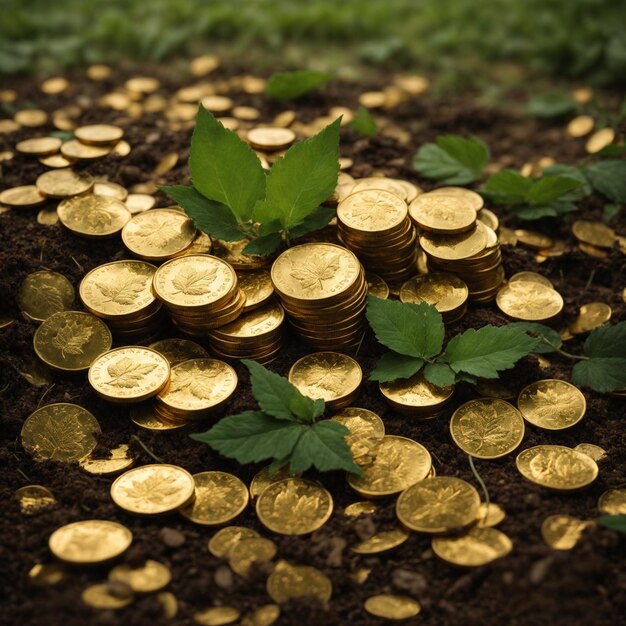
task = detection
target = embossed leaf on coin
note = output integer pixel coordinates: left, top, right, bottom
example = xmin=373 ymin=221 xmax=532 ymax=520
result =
xmin=52 ymin=321 xmax=93 ymax=357
xmin=291 ymin=254 xmax=340 ymax=290
xmin=170 ymin=366 xmax=218 ymax=400
xmin=123 ymin=473 xmax=181 ymax=505
xmin=106 ymin=357 xmax=158 ymax=388
xmin=95 ymin=273 xmax=146 ymax=305
xmin=172 ymin=267 xmax=217 ymax=295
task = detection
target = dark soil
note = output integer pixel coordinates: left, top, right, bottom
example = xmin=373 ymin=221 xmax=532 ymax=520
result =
xmin=1 ymin=67 xmax=626 ymax=626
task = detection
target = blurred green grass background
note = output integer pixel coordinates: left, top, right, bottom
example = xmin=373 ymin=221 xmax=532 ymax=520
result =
xmin=1 ymin=0 xmax=625 ymax=91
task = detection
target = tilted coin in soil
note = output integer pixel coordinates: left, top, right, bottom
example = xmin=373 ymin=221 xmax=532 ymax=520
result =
xmin=364 ymin=594 xmax=421 ymax=620
xmin=516 ymin=445 xmax=599 ymax=490
xmin=180 ymin=471 xmax=249 ymax=525
xmin=16 ymin=136 xmax=62 ymax=155
xmin=109 ymin=559 xmax=171 ymax=593
xmin=409 ymin=193 xmax=477 ymax=234
xmin=36 ymin=169 xmax=94 ymax=198
xmin=348 ymin=435 xmax=432 ymax=498
xmin=194 ymin=606 xmax=240 ymax=626
xmin=15 ymin=485 xmax=56 ymax=514
xmin=81 ymin=583 xmax=134 ymax=610
xmin=0 ymin=184 xmax=46 ymax=208
xmin=344 ymin=501 xmax=378 ymax=517
xmin=111 ymin=464 xmax=196 ymax=515
xmin=79 ymin=444 xmax=135 ymax=476
xmin=149 ymin=338 xmax=209 ymax=366
xmin=574 ymin=443 xmax=607 ymax=462
xmin=331 ymin=407 xmax=385 ymax=464
xmin=379 ymin=371 xmax=454 ymax=417
xmin=586 ymin=127 xmax=615 ymax=153
xmin=396 ymin=476 xmax=481 ymax=533
xmin=228 ymin=537 xmax=278 ymax=577
xmin=541 ymin=515 xmax=592 ymax=550
xmin=598 ymin=487 xmax=626 ymax=515
xmin=517 ymin=379 xmax=586 ymax=430
xmin=18 ymin=270 xmax=74 ymax=321
xmin=569 ymin=302 xmax=612 ymax=335
xmin=566 ymin=115 xmax=595 ymax=138
xmin=49 ymin=520 xmax=133 ymax=564
xmin=432 ymin=526 xmax=513 ymax=566
xmin=266 ymin=561 xmax=332 ymax=604
xmin=58 ymin=194 xmax=131 ymax=238
xmin=477 ymin=502 xmax=506 ymax=528
xmin=496 ymin=281 xmax=563 ymax=321
xmin=208 ymin=526 xmax=260 ymax=558
xmin=22 ymin=402 xmax=101 ymax=463
xmin=246 ymin=127 xmax=296 ymax=151
xmin=256 ymin=478 xmax=333 ymax=535
xmin=352 ymin=527 xmax=410 ymax=554
xmin=365 ymin=272 xmax=389 ymax=299
xmin=240 ymin=604 xmax=280 ymax=626
xmin=75 ymin=123 xmax=124 ymax=145
xmin=571 ymin=220 xmax=615 ymax=248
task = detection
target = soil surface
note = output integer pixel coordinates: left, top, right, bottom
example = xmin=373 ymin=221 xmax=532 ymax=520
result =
xmin=1 ymin=67 xmax=626 ymax=626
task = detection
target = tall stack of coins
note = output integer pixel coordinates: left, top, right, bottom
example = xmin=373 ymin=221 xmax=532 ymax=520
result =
xmin=271 ymin=243 xmax=367 ymax=351
xmin=152 ymin=255 xmax=246 ymax=336
xmin=337 ymin=189 xmax=417 ymax=284
xmin=80 ymin=260 xmax=165 ymax=343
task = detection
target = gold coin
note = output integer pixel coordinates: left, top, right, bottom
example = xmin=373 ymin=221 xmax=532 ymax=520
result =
xmin=400 ymin=273 xmax=468 ymax=315
xmin=36 ymin=168 xmax=93 ymax=198
xmin=379 ymin=372 xmax=454 ymax=416
xmin=517 ymin=379 xmax=586 ymax=430
xmin=397 ymin=476 xmax=479 ymax=533
xmin=513 ymin=229 xmax=553 ymax=249
xmin=477 ymin=207 xmax=499 ymax=231
xmin=37 ymin=207 xmax=60 ymax=225
xmin=348 ymin=436 xmax=432 ymax=498
xmin=29 ymin=562 xmax=65 ymax=586
xmin=18 ymin=270 xmax=74 ymax=321
xmin=109 ymin=560 xmax=171 ymax=593
xmin=194 ymin=606 xmax=240 ymax=626
xmin=541 ymin=515 xmax=592 ymax=550
xmin=365 ymin=272 xmax=389 ymax=299
xmin=149 ymin=338 xmax=209 ymax=365
xmin=574 ymin=443 xmax=607 ymax=462
xmin=509 ymin=271 xmax=553 ymax=288
xmin=432 ymin=526 xmax=512 ymax=566
xmin=247 ymin=127 xmax=295 ymax=151
xmin=0 ymin=118 xmax=19 ymax=133
xmin=79 ymin=444 xmax=135 ymax=476
xmin=570 ymin=302 xmax=612 ymax=334
xmin=477 ymin=502 xmax=506 ymax=528
xmin=157 ymin=591 xmax=178 ymax=618
xmin=40 ymin=76 xmax=69 ymax=94
xmin=240 ymin=604 xmax=280 ymax=626
xmin=208 ymin=526 xmax=260 ymax=558
xmin=598 ymin=487 xmax=626 ymax=515
xmin=516 ymin=445 xmax=598 ymax=490
xmin=130 ymin=403 xmax=187 ymax=433
xmin=89 ymin=347 xmax=170 ymax=403
xmin=49 ymin=520 xmax=132 ymax=564
xmin=332 ymin=407 xmax=385 ymax=462
xmin=15 ymin=109 xmax=48 ymax=127
xmin=75 ymin=124 xmax=124 ymax=145
xmin=566 ymin=115 xmax=594 ymax=138
xmin=122 ymin=209 xmax=197 ymax=260
xmin=228 ymin=537 xmax=277 ymax=577
xmin=427 ymin=186 xmax=484 ymax=211
xmin=126 ymin=76 xmax=160 ymax=93
xmin=180 ymin=471 xmax=248 ymax=525
xmin=58 ymin=195 xmax=131 ymax=237
xmin=125 ymin=193 xmax=156 ymax=213
xmin=15 ymin=485 xmax=56 ymax=513
xmin=364 ymin=594 xmax=421 ymax=620
xmin=338 ymin=189 xmax=408 ymax=233
xmin=0 ymin=185 xmax=46 ymax=208
xmin=249 ymin=465 xmax=292 ymax=499
xmin=578 ymin=242 xmax=609 ymax=258
xmin=266 ymin=561 xmax=332 ymax=604
xmin=419 ymin=226 xmax=487 ymax=261
xmin=572 ymin=220 xmax=615 ymax=248
xmin=496 ymin=282 xmax=563 ymax=321
xmin=34 ymin=311 xmax=112 ymax=372
xmin=352 ymin=527 xmax=410 ymax=554
xmin=82 ymin=583 xmax=133 ymax=609
xmin=16 ymin=137 xmax=62 ymax=156
xmin=256 ymin=478 xmax=333 ymax=535
xmin=111 ymin=464 xmax=195 ymax=515
xmin=212 ymin=238 xmax=270 ymax=270
xmin=409 ymin=193 xmax=476 ymax=234
xmin=60 ymin=139 xmax=112 ymax=160
xmin=351 ymin=177 xmax=407 ymax=199
xmin=288 ymin=352 xmax=362 ymax=409
xmin=93 ymin=181 xmax=128 ymax=201
xmin=450 ymin=398 xmax=525 ymax=459
xmin=344 ymin=501 xmax=377 ymax=517
xmin=238 ymin=270 xmax=274 ymax=311
xmin=586 ymin=127 xmax=615 ymax=153
xmin=210 ymin=301 xmax=283 ymax=341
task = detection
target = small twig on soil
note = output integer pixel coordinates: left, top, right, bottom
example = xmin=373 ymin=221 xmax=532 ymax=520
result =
xmin=131 ymin=435 xmax=164 ymax=464
xmin=584 ymin=269 xmax=596 ymax=292
xmin=37 ymin=383 xmax=55 ymax=408
xmin=70 ymin=256 xmax=84 ymax=272
xmin=0 ymin=382 xmax=10 ymax=395
xmin=354 ymin=331 xmax=366 ymax=357
xmin=39 ymin=239 xmax=46 ymax=262
xmin=16 ymin=468 xmax=31 ymax=483
xmin=468 ymin=455 xmax=490 ymax=517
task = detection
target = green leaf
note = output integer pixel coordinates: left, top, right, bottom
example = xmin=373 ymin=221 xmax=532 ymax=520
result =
xmin=544 ymin=164 xmax=592 ymax=199
xmin=423 ymin=362 xmax=456 ymax=387
xmin=596 ymin=145 xmax=626 ymax=158
xmin=289 ymin=420 xmax=361 ymax=475
xmin=190 ymin=411 xmax=306 ymax=464
xmin=443 ymin=325 xmax=539 ymax=378
xmin=159 ymin=185 xmax=243 ymax=241
xmin=507 ymin=322 xmax=562 ymax=354
xmin=527 ymin=93 xmax=576 ymax=118
xmin=583 ymin=160 xmax=626 ymax=203
xmin=350 ymin=106 xmax=377 ymax=136
xmin=369 ymin=352 xmax=424 ymax=383
xmin=526 ymin=175 xmax=584 ymax=204
xmin=366 ymin=296 xmax=444 ymax=359
xmin=481 ymin=170 xmax=533 ymax=205
xmin=514 ymin=205 xmax=558 ymax=220
xmin=583 ymin=322 xmax=626 ymax=358
xmin=254 ymin=118 xmax=340 ymax=230
xmin=289 ymin=205 xmax=336 ymax=239
xmin=572 ymin=358 xmax=626 ymax=393
xmin=266 ymin=70 xmax=331 ymax=101
xmin=189 ymin=105 xmax=266 ymax=222
xmin=603 ymin=204 xmax=621 ymax=222
xmin=242 ymin=232 xmax=282 ymax=256
xmin=598 ymin=514 xmax=626 ymax=534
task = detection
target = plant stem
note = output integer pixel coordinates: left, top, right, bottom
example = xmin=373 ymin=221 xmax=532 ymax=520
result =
xmin=468 ymin=454 xmax=490 ymax=514
xmin=539 ymin=337 xmax=588 ymax=361
xmin=131 ymin=435 xmax=164 ymax=464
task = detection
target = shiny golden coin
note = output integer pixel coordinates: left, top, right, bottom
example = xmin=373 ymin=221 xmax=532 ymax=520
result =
xmin=513 ymin=230 xmax=553 ymax=249
xmin=0 ymin=185 xmax=46 ymax=208
xmin=450 ymin=398 xmax=525 ymax=459
xmin=37 ymin=207 xmax=60 ymax=225
xmin=19 ymin=270 xmax=74 ymax=321
xmin=149 ymin=338 xmax=209 ymax=365
xmin=228 ymin=537 xmax=277 ymax=577
xmin=36 ymin=168 xmax=93 ymax=198
xmin=400 ymin=273 xmax=468 ymax=315
xmin=79 ymin=444 xmax=135 ymax=476
xmin=598 ymin=487 xmax=626 ymax=515
xmin=477 ymin=207 xmax=499 ymax=231
xmin=240 ymin=604 xmax=280 ymax=626
xmin=267 ymin=561 xmax=332 ymax=604
xmin=180 ymin=471 xmax=248 ymax=525
xmin=15 ymin=485 xmax=56 ymax=513
xmin=122 ymin=209 xmax=197 ymax=261
xmin=419 ymin=226 xmax=487 ymax=261
xmin=332 ymin=407 xmax=385 ymax=462
xmin=212 ymin=238 xmax=270 ymax=270
xmin=496 ymin=282 xmax=563 ymax=321
xmin=338 ymin=189 xmax=408 ymax=233
xmin=93 ymin=181 xmax=128 ymax=201
xmin=397 ymin=476 xmax=480 ymax=534
xmin=570 ymin=302 xmax=612 ymax=334
xmin=572 ymin=220 xmax=615 ymax=248
xmin=350 ymin=177 xmax=407 ymax=199
xmin=567 ymin=115 xmax=595 ymax=138
xmin=249 ymin=465 xmax=292 ymax=499
xmin=364 ymin=594 xmax=421 ymax=620
xmin=125 ymin=193 xmax=156 ymax=213
xmin=194 ymin=606 xmax=240 ymax=626
xmin=238 ymin=270 xmax=274 ymax=311
xmin=509 ymin=271 xmax=553 ymax=288
xmin=40 ymin=76 xmax=69 ymax=94
xmin=58 ymin=195 xmax=131 ymax=237
xmin=111 ymin=464 xmax=195 ymax=515
xmin=157 ymin=591 xmax=178 ymax=618
xmin=0 ymin=118 xmax=20 ymax=133
xmin=541 ymin=515 xmax=591 ymax=550
xmin=379 ymin=372 xmax=454 ymax=416
xmin=366 ymin=272 xmax=389 ymax=299
xmin=208 ymin=526 xmax=260 ymax=558
xmin=61 ymin=139 xmax=111 ymax=160
xmin=130 ymin=403 xmax=187 ymax=433
xmin=348 ymin=436 xmax=432 ymax=498
xmin=409 ymin=194 xmax=477 ymax=234
xmin=109 ymin=560 xmax=171 ymax=593
xmin=517 ymin=379 xmax=586 ymax=430
xmin=477 ymin=502 xmax=506 ymax=528
xmin=15 ymin=109 xmax=47 ymax=127
xmin=82 ymin=583 xmax=133 ymax=609
xmin=29 ymin=562 xmax=65 ymax=586
xmin=75 ymin=124 xmax=124 ymax=145
xmin=49 ymin=520 xmax=132 ymax=564
xmin=247 ymin=127 xmax=295 ymax=151
xmin=578 ymin=242 xmax=609 ymax=258
xmin=574 ymin=443 xmax=607 ymax=462
xmin=345 ymin=501 xmax=377 ymax=517
xmin=189 ymin=54 xmax=220 ymax=76
xmin=432 ymin=526 xmax=512 ymax=566
xmin=428 ymin=186 xmax=484 ymax=211
xmin=210 ymin=301 xmax=283 ymax=341
xmin=256 ymin=478 xmax=333 ymax=535
xmin=86 ymin=64 xmax=112 ymax=80
xmin=352 ymin=527 xmax=410 ymax=554
xmin=200 ymin=95 xmax=233 ymax=113
xmin=16 ymin=136 xmax=62 ymax=156
xmin=516 ymin=445 xmax=598 ymax=490
xmin=586 ymin=127 xmax=615 ymax=153
xmin=34 ymin=311 xmax=112 ymax=372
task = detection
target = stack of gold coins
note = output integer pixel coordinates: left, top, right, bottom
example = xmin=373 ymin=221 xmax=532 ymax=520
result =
xmin=399 ymin=273 xmax=469 ymax=324
xmin=337 ymin=189 xmax=417 ymax=284
xmin=271 ymin=243 xmax=367 ymax=351
xmin=80 ymin=260 xmax=165 ymax=343
xmin=66 ymin=124 xmax=125 ymax=160
xmin=152 ymin=255 xmax=246 ymax=336
xmin=207 ymin=301 xmax=285 ymax=364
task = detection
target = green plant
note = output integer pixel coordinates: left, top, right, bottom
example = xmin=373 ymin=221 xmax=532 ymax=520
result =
xmin=527 ymin=92 xmax=577 ymax=118
xmin=350 ymin=106 xmax=377 ymax=136
xmin=161 ymin=106 xmax=340 ymax=256
xmin=190 ymin=360 xmax=361 ymax=476
xmin=265 ymin=70 xmax=331 ymax=101
xmin=366 ymin=296 xmax=539 ymax=386
xmin=598 ymin=515 xmax=626 ymax=534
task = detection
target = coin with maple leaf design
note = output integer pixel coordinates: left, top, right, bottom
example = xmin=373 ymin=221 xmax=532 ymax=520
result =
xmin=331 ymin=407 xmax=385 ymax=465
xmin=35 ymin=168 xmax=94 ymax=198
xmin=352 ymin=527 xmax=410 ymax=554
xmin=288 ymin=352 xmax=362 ymax=410
xmin=237 ymin=270 xmax=275 ymax=312
xmin=400 ymin=273 xmax=468 ymax=321
xmin=516 ymin=445 xmax=599 ymax=490
xmin=338 ymin=189 xmax=408 ymax=235
xmin=541 ymin=515 xmax=593 ymax=550
xmin=88 ymin=347 xmax=170 ymax=403
xmin=111 ymin=464 xmax=195 ymax=515
xmin=180 ymin=471 xmax=249 ymax=525
xmin=379 ymin=371 xmax=454 ymax=417
xmin=228 ymin=537 xmax=278 ymax=577
xmin=598 ymin=487 xmax=626 ymax=515
xmin=450 ymin=398 xmax=525 ymax=459
xmin=149 ymin=338 xmax=209 ymax=366
xmin=18 ymin=270 xmax=75 ymax=322
xmin=396 ymin=476 xmax=481 ymax=533
xmin=517 ymin=379 xmax=586 ymax=430
xmin=256 ymin=478 xmax=333 ymax=535
xmin=431 ymin=526 xmax=513 ymax=566
xmin=266 ymin=561 xmax=332 ymax=604
xmin=208 ymin=526 xmax=260 ymax=558
xmin=496 ymin=281 xmax=563 ymax=321
xmin=57 ymin=195 xmax=131 ymax=238
xmin=33 ymin=311 xmax=112 ymax=372
xmin=409 ymin=193 xmax=477 ymax=234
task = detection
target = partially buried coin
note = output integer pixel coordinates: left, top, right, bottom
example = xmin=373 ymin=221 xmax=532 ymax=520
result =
xmin=81 ymin=583 xmax=133 ymax=609
xmin=541 ymin=515 xmax=592 ymax=550
xmin=18 ymin=270 xmax=74 ymax=322
xmin=364 ymin=594 xmax=421 ymax=620
xmin=36 ymin=169 xmax=93 ymax=198
xmin=109 ymin=560 xmax=171 ymax=593
xmin=79 ymin=444 xmax=135 ymax=476
xmin=331 ymin=407 xmax=385 ymax=464
xmin=149 ymin=338 xmax=209 ymax=366
xmin=228 ymin=537 xmax=277 ymax=577
xmin=0 ymin=185 xmax=46 ymax=208
xmin=352 ymin=527 xmax=410 ymax=554
xmin=208 ymin=526 xmax=260 ymax=558
xmin=432 ymin=526 xmax=513 ymax=566
xmin=266 ymin=561 xmax=332 ymax=604
xmin=15 ymin=485 xmax=56 ymax=513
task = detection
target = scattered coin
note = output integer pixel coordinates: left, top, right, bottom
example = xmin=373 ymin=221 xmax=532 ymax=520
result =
xmin=15 ymin=109 xmax=48 ymax=127
xmin=75 ymin=123 xmax=124 ymax=145
xmin=15 ymin=485 xmax=56 ymax=513
xmin=432 ymin=526 xmax=512 ymax=566
xmin=228 ymin=537 xmax=277 ymax=577
xmin=477 ymin=502 xmax=506 ymax=527
xmin=208 ymin=526 xmax=260 ymax=558
xmin=379 ymin=371 xmax=454 ymax=417
xmin=194 ymin=606 xmax=240 ymax=626
xmin=37 ymin=207 xmax=60 ymax=225
xmin=18 ymin=270 xmax=74 ymax=321
xmin=586 ymin=127 xmax=615 ymax=153
xmin=517 ymin=379 xmax=586 ymax=430
xmin=598 ymin=487 xmax=626 ymax=515
xmin=365 ymin=272 xmax=389 ymax=299
xmin=247 ymin=127 xmax=296 ymax=151
xmin=496 ymin=281 xmax=563 ymax=321
xmin=248 ymin=465 xmax=292 ymax=499
xmin=572 ymin=220 xmax=615 ymax=248
xmin=332 ymin=407 xmax=385 ymax=464
xmin=82 ymin=582 xmax=134 ymax=609
xmin=566 ymin=115 xmax=595 ymax=138
xmin=61 ymin=139 xmax=112 ymax=160
xmin=158 ymin=591 xmax=179 ymax=618
xmin=58 ymin=194 xmax=131 ymax=237
xmin=36 ymin=168 xmax=94 ymax=198
xmin=364 ymin=594 xmax=421 ymax=620
xmin=240 ymin=604 xmax=280 ymax=626
xmin=93 ymin=181 xmax=128 ymax=201
xmin=267 ymin=561 xmax=332 ymax=604
xmin=352 ymin=527 xmax=410 ymax=554
xmin=28 ymin=562 xmax=65 ymax=586
xmin=16 ymin=136 xmax=62 ymax=155
xmin=574 ymin=443 xmax=607 ymax=462
xmin=0 ymin=185 xmax=46 ymax=208
xmin=508 ymin=271 xmax=553 ymax=288
xmin=79 ymin=444 xmax=135 ymax=476
xmin=541 ymin=515 xmax=592 ymax=550
xmin=400 ymin=273 xmax=468 ymax=324
xmin=569 ymin=302 xmax=612 ymax=334
xmin=344 ymin=501 xmax=378 ymax=517
xmin=149 ymin=338 xmax=209 ymax=366
xmin=109 ymin=559 xmax=171 ymax=593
